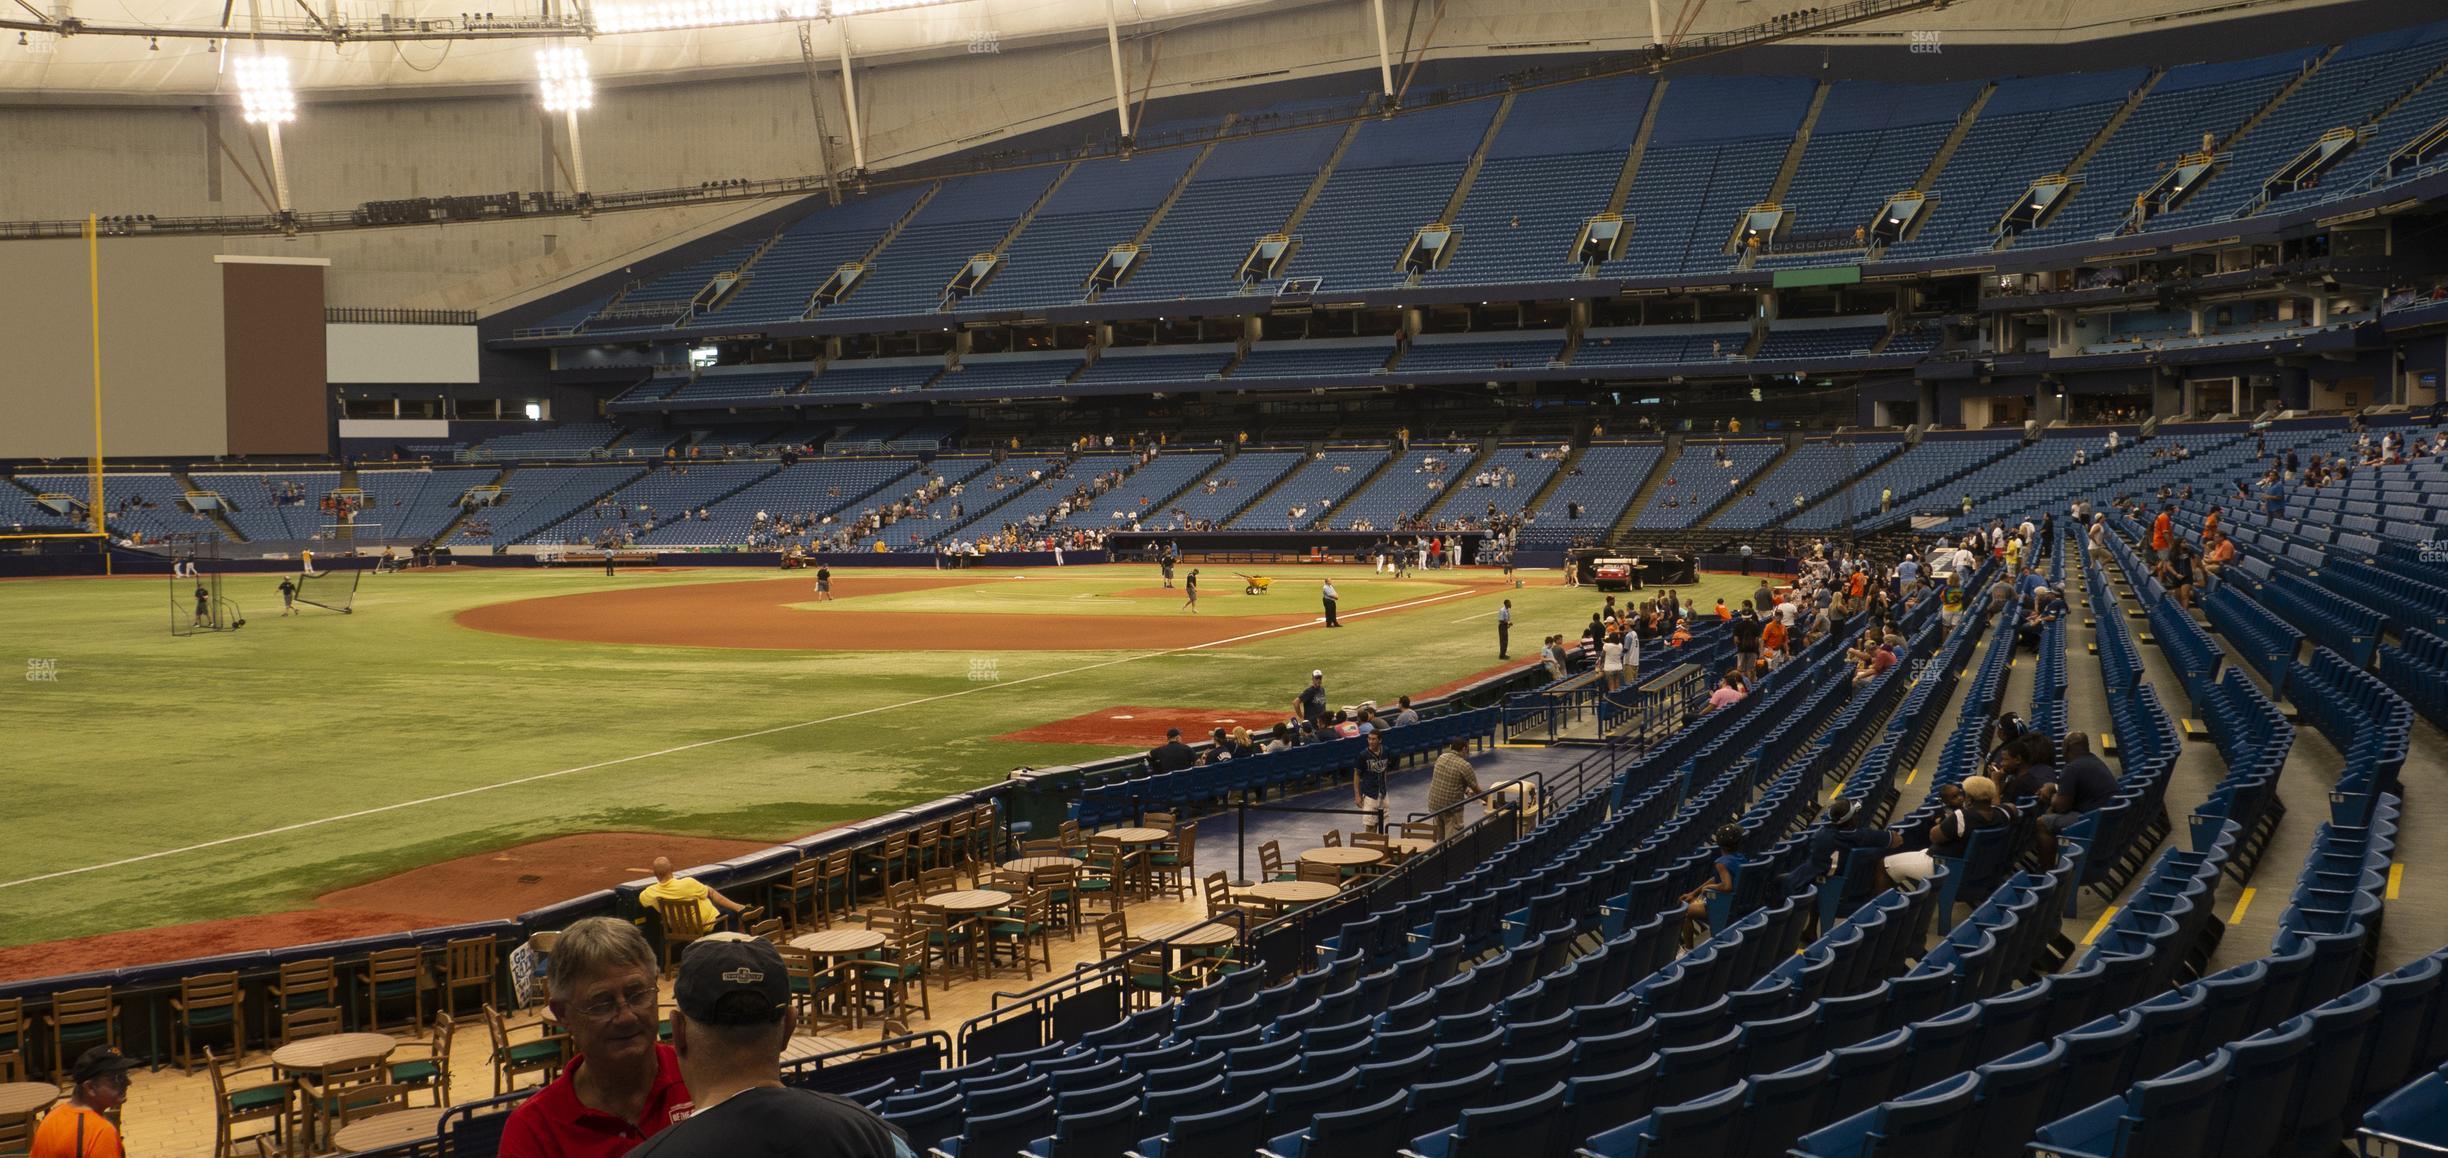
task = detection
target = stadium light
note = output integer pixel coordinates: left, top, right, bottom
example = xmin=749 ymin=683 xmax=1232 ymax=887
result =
xmin=536 ymin=45 xmax=596 ymax=202
xmin=233 ymin=53 xmax=296 ymax=125
xmin=535 ymin=45 xmax=593 ymax=111
xmin=233 ymin=53 xmax=298 ymax=218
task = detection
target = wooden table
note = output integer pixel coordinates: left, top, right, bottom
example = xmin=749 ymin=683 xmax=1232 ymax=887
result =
xmin=1137 ymin=921 xmax=1238 ymax=948
xmin=1099 ymin=827 xmax=1173 ymax=846
xmin=923 ymin=889 xmax=1014 ymax=915
xmin=1000 ymin=856 xmax=1079 ymax=873
xmin=271 ymin=1032 xmax=400 ymax=1074
xmin=0 ymin=1082 xmax=58 ymax=1126
xmin=330 ymin=1105 xmax=447 ymax=1153
xmin=790 ymin=929 xmax=887 ymax=956
xmin=1239 ymin=881 xmax=1339 ymax=911
xmin=1299 ymin=846 xmax=1384 ymax=869
xmin=780 ymin=1034 xmax=863 ymax=1063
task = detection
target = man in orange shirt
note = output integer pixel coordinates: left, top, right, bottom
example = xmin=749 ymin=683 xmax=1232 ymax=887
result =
xmin=1761 ymin=615 xmax=1789 ymax=665
xmin=2202 ymin=508 xmax=2220 ymax=544
xmin=2151 ymin=506 xmax=2175 ymax=562
xmin=31 ymin=1047 xmax=136 ymax=1158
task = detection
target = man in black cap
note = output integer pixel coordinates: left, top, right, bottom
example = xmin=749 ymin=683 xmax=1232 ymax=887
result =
xmin=630 ymin=936 xmax=909 ymax=1158
xmin=31 ymin=1047 xmax=136 ymax=1158
xmin=1148 ymin=727 xmax=1196 ymax=773
xmin=1297 ymin=670 xmax=1328 ymax=728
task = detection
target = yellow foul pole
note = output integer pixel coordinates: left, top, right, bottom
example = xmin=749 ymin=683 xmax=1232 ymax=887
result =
xmin=87 ymin=214 xmax=109 ymax=574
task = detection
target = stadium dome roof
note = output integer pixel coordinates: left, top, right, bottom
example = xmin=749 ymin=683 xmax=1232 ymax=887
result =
xmin=0 ymin=0 xmax=2375 ymax=100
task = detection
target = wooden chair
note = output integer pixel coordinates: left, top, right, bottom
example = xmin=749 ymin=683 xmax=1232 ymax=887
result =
xmin=1095 ymin=914 xmax=1174 ymax=1011
xmin=881 ymin=879 xmax=920 ymax=910
xmin=916 ymin=867 xmax=961 ymax=898
xmin=911 ymin=906 xmax=978 ymax=983
xmin=1148 ymin=822 xmax=1197 ymax=900
xmin=0 ymin=999 xmax=22 ymax=1071
xmin=385 ymin=1011 xmax=455 ymax=1108
xmin=1321 ymin=829 xmax=1342 ymax=848
xmin=1352 ymin=829 xmax=1390 ymax=852
xmin=969 ymin=803 xmax=1000 ymax=866
xmin=943 ymin=814 xmax=975 ymax=881
xmin=436 ymin=937 xmax=498 ymax=1017
xmin=1029 ymin=864 xmax=1081 ymax=939
xmin=296 ymin=1056 xmax=383 ymax=1152
xmin=858 ymin=926 xmax=931 ymax=1023
xmin=1074 ymin=843 xmax=1134 ymax=916
xmin=856 ymin=832 xmax=912 ymax=902
xmin=204 ymin=1046 xmax=289 ymax=1158
xmin=655 ymin=898 xmax=713 ymax=977
xmin=1297 ymin=861 xmax=1343 ymax=888
xmin=281 ymin=1006 xmax=341 ymax=1042
xmin=984 ymin=890 xmax=1054 ymax=980
xmin=324 ymin=1079 xmax=414 ymax=1138
xmin=1056 ymin=819 xmax=1084 ymax=855
xmin=0 ymin=1114 xmax=27 ymax=1158
xmin=481 ymin=1004 xmax=563 ymax=1096
xmin=1258 ymin=841 xmax=1295 ymax=883
xmin=1203 ymin=872 xmax=1259 ymax=927
xmin=173 ymin=971 xmax=244 ymax=1074
xmin=817 ymin=851 xmax=857 ymax=928
xmin=43 ymin=987 xmax=116 ymax=1083
xmin=1140 ymin=812 xmax=1179 ymax=832
xmin=1019 ymin=838 xmax=1069 ymax=859
xmin=780 ymin=947 xmax=860 ymax=1035
xmin=749 ymin=916 xmax=786 ymax=942
xmin=1400 ymin=821 xmax=1440 ymax=845
xmin=0 ymin=1049 xmax=20 ymax=1082
xmin=267 ymin=958 xmax=337 ymax=1044
xmin=362 ymin=947 xmax=427 ymax=1034
xmin=768 ymin=858 xmax=822 ymax=930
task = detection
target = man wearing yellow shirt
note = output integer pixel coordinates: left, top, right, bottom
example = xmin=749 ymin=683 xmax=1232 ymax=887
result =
xmin=32 ymin=1048 xmax=136 ymax=1158
xmin=640 ymin=858 xmax=745 ymax=930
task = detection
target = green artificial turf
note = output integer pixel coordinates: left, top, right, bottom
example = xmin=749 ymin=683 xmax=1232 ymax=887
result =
xmin=0 ymin=563 xmax=1763 ymax=947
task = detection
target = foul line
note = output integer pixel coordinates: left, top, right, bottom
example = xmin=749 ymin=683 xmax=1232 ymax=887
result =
xmin=0 ymin=587 xmax=1478 ymax=891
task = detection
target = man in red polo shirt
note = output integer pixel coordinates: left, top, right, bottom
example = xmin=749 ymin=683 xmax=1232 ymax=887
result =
xmin=501 ymin=917 xmax=693 ymax=1158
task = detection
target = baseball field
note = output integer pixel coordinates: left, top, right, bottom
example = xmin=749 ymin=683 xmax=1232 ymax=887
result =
xmin=0 ymin=561 xmax=1761 ymax=977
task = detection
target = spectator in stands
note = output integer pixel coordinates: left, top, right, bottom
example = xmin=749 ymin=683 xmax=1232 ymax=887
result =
xmin=640 ymin=859 xmax=745 ymax=931
xmin=628 ymin=937 xmax=907 ymax=1158
xmin=1680 ymin=824 xmax=1750 ymax=946
xmin=30 ymin=1047 xmax=136 ymax=1158
xmin=2151 ymin=505 xmax=2175 ymax=562
xmin=1298 ymin=670 xmax=1329 ymax=728
xmin=2015 ymin=587 xmax=2066 ymax=652
xmin=1790 ymin=799 xmax=1900 ymax=894
xmin=501 ymin=918 xmax=692 ymax=1158
xmin=1706 ymin=671 xmax=1748 ymax=713
xmin=2203 ymin=531 xmax=2238 ymax=592
xmin=2002 ymin=733 xmax=2057 ymax=802
xmin=2155 ymin=539 xmax=2198 ymax=608
xmin=1885 ymin=776 xmax=2016 ymax=884
xmin=1149 ymin=728 xmax=1197 ymax=773
xmin=1352 ymin=730 xmax=1390 ymax=825
xmin=1732 ymin=602 xmax=1763 ymax=669
xmin=2036 ymin=732 xmax=2118 ymax=856
xmin=1427 ymin=740 xmax=1481 ymax=841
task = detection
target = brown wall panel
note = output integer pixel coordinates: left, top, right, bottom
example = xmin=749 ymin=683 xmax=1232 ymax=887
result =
xmin=220 ymin=261 xmax=330 ymax=458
